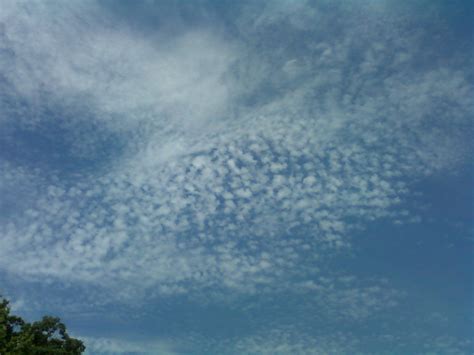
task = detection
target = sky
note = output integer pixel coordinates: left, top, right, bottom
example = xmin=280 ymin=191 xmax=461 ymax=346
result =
xmin=0 ymin=0 xmax=473 ymax=354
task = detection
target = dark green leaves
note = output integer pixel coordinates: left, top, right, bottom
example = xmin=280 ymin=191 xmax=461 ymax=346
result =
xmin=0 ymin=296 xmax=85 ymax=354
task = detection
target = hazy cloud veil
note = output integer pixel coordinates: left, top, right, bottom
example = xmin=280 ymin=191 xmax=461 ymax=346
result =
xmin=0 ymin=0 xmax=472 ymax=354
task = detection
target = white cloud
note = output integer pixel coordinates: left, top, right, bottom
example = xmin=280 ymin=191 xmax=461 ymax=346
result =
xmin=0 ymin=0 xmax=472 ymax=351
xmin=225 ymin=328 xmax=359 ymax=355
xmin=80 ymin=336 xmax=176 ymax=355
xmin=0 ymin=0 xmax=237 ymax=164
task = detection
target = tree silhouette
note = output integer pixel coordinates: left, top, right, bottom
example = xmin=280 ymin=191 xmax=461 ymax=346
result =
xmin=0 ymin=296 xmax=85 ymax=354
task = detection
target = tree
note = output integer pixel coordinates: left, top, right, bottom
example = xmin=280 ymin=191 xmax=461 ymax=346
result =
xmin=0 ymin=296 xmax=85 ymax=354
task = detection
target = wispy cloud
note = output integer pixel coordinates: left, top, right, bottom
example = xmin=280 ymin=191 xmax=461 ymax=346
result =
xmin=80 ymin=336 xmax=176 ymax=355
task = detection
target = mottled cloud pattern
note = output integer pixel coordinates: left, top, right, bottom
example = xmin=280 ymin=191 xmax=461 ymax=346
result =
xmin=0 ymin=0 xmax=472 ymax=354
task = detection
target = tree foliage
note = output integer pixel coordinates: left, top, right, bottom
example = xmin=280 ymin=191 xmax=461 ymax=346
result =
xmin=0 ymin=296 xmax=85 ymax=354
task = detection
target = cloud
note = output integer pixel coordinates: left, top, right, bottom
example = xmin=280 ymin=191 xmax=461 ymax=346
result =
xmin=1 ymin=0 xmax=472 ymax=298
xmin=227 ymin=329 xmax=358 ymax=355
xmin=1 ymin=0 xmax=471 ymax=293
xmin=0 ymin=0 xmax=236 ymax=167
xmin=80 ymin=336 xmax=176 ymax=355
xmin=0 ymin=0 xmax=472 ymax=352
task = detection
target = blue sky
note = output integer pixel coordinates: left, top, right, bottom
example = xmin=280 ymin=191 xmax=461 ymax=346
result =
xmin=0 ymin=0 xmax=473 ymax=354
